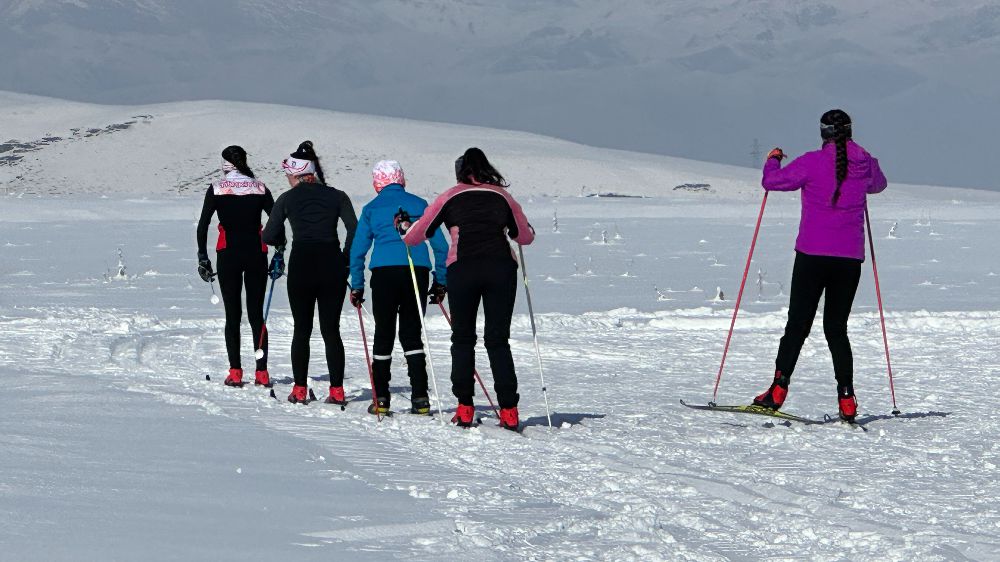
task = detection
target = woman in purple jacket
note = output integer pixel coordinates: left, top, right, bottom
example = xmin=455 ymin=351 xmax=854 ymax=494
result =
xmin=753 ymin=109 xmax=887 ymax=421
xmin=402 ymin=148 xmax=535 ymax=430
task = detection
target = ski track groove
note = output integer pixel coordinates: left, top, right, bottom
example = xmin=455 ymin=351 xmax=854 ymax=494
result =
xmin=3 ymin=306 xmax=999 ymax=560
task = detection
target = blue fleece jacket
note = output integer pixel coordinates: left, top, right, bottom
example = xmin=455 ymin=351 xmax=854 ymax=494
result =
xmin=349 ymin=184 xmax=448 ymax=290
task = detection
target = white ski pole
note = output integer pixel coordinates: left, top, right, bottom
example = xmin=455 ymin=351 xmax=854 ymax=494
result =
xmin=404 ymin=245 xmax=445 ymax=425
xmin=517 ymin=244 xmax=553 ymax=428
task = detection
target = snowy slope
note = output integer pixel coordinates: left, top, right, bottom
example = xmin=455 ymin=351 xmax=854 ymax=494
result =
xmin=2 ymin=96 xmax=1000 ymax=560
xmin=1 ymin=1 xmax=998 ymax=189
xmin=1 ymin=91 xmax=991 ymax=206
xmin=0 ymin=91 xmax=761 ymax=199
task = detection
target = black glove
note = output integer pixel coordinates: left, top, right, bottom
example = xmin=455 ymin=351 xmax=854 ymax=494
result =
xmin=393 ymin=209 xmax=412 ymax=236
xmin=268 ymin=250 xmax=285 ymax=280
xmin=197 ymin=253 xmax=216 ymax=282
xmin=350 ymin=288 xmax=365 ymax=308
xmin=428 ymin=281 xmax=447 ymax=304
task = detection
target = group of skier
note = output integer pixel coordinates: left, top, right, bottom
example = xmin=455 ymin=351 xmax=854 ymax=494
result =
xmin=196 ymin=143 xmax=534 ymax=430
xmin=196 ymin=108 xmax=886 ymax=427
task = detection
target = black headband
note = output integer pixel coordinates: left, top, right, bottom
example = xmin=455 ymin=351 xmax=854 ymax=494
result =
xmin=821 ymin=122 xmax=851 ymax=132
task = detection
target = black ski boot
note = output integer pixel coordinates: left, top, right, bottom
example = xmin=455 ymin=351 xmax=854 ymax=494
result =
xmin=367 ymin=396 xmax=390 ymax=416
xmin=410 ymin=396 xmax=431 ymax=415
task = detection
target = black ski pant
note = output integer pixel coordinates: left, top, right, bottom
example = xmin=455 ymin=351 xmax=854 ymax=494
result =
xmin=447 ymin=257 xmax=520 ymax=409
xmin=287 ymin=242 xmax=347 ymax=388
xmin=370 ymin=266 xmax=430 ymax=402
xmin=216 ymin=248 xmax=268 ymax=372
xmin=775 ymin=251 xmax=862 ymax=390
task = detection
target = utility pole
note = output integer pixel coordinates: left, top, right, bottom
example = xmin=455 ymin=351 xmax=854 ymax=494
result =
xmin=750 ymin=138 xmax=762 ymax=166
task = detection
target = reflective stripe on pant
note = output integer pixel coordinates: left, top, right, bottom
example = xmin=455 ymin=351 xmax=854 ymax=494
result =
xmin=370 ymin=266 xmax=429 ymax=399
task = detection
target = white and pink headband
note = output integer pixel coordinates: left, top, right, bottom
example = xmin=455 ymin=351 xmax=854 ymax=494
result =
xmin=282 ymin=156 xmax=316 ymax=177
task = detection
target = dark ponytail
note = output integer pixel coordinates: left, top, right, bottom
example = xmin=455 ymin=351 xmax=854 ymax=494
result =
xmin=820 ymin=109 xmax=852 ymax=206
xmin=291 ymin=140 xmax=326 ymax=185
xmin=221 ymin=145 xmax=255 ymax=178
xmin=455 ymin=147 xmax=508 ymax=187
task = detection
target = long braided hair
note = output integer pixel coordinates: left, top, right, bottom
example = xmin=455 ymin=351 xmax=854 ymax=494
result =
xmin=291 ymin=140 xmax=327 ymax=185
xmin=221 ymin=145 xmax=256 ymax=178
xmin=820 ymin=109 xmax=852 ymax=206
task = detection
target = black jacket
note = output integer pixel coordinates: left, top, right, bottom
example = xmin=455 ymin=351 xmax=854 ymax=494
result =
xmin=196 ymin=184 xmax=274 ymax=257
xmin=262 ymin=182 xmax=358 ymax=261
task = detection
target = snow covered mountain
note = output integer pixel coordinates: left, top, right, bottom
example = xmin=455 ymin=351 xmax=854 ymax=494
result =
xmin=1 ymin=0 xmax=997 ymax=189
xmin=0 ymin=91 xmax=762 ymax=199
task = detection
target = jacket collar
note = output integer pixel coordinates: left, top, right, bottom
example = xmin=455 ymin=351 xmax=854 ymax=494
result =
xmin=379 ymin=183 xmax=405 ymax=194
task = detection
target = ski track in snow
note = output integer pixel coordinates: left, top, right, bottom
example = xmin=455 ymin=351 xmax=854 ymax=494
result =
xmin=4 ymin=305 xmax=1000 ymax=560
xmin=2 ymin=194 xmax=1000 ymax=560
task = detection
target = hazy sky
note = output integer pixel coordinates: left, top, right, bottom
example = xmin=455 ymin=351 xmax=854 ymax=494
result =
xmin=1 ymin=0 xmax=997 ymax=189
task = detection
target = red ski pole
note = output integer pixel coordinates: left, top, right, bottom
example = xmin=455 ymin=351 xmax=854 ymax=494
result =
xmin=436 ymin=301 xmax=500 ymax=418
xmin=711 ymin=191 xmax=768 ymax=404
xmin=865 ymin=205 xmax=900 ymax=415
xmin=356 ymin=306 xmax=384 ymax=421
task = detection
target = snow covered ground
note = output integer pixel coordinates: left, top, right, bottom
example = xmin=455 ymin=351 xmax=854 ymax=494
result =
xmin=2 ymin=96 xmax=999 ymax=560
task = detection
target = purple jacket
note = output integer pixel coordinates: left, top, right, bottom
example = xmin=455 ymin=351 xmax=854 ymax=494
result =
xmin=763 ymin=140 xmax=887 ymax=260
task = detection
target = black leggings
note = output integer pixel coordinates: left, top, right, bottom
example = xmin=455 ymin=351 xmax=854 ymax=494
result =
xmin=776 ymin=251 xmax=862 ymax=389
xmin=216 ymin=249 xmax=268 ymax=371
xmin=447 ymin=258 xmax=519 ymax=409
xmin=370 ymin=266 xmax=429 ymax=400
xmin=287 ymin=243 xmax=347 ymax=387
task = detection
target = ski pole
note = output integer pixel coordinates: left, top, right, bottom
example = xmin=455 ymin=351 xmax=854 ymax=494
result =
xmin=517 ymin=244 xmax=553 ymax=428
xmin=404 ymin=246 xmax=445 ymax=425
xmin=356 ymin=306 xmax=384 ymax=421
xmin=254 ymin=276 xmax=277 ymax=360
xmin=436 ymin=301 xmax=500 ymax=418
xmin=712 ymin=191 xmax=768 ymax=404
xmin=865 ymin=205 xmax=900 ymax=415
xmin=347 ymin=282 xmax=410 ymax=370
xmin=209 ymin=277 xmax=220 ymax=305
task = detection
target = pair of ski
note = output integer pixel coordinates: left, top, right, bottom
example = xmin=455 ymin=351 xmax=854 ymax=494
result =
xmin=680 ymin=399 xmax=866 ymax=430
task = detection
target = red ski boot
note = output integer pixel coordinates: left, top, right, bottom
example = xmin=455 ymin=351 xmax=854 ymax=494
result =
xmin=498 ymin=407 xmax=520 ymax=431
xmin=324 ymin=386 xmax=348 ymax=406
xmin=838 ymin=387 xmax=858 ymax=422
xmin=254 ymin=370 xmax=271 ymax=388
xmin=753 ymin=370 xmax=789 ymax=410
xmin=451 ymin=404 xmax=475 ymax=428
xmin=224 ymin=368 xmax=244 ymax=387
xmin=288 ymin=385 xmax=309 ymax=404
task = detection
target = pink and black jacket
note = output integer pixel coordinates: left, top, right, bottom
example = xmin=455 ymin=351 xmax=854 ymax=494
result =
xmin=403 ymin=182 xmax=535 ymax=266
